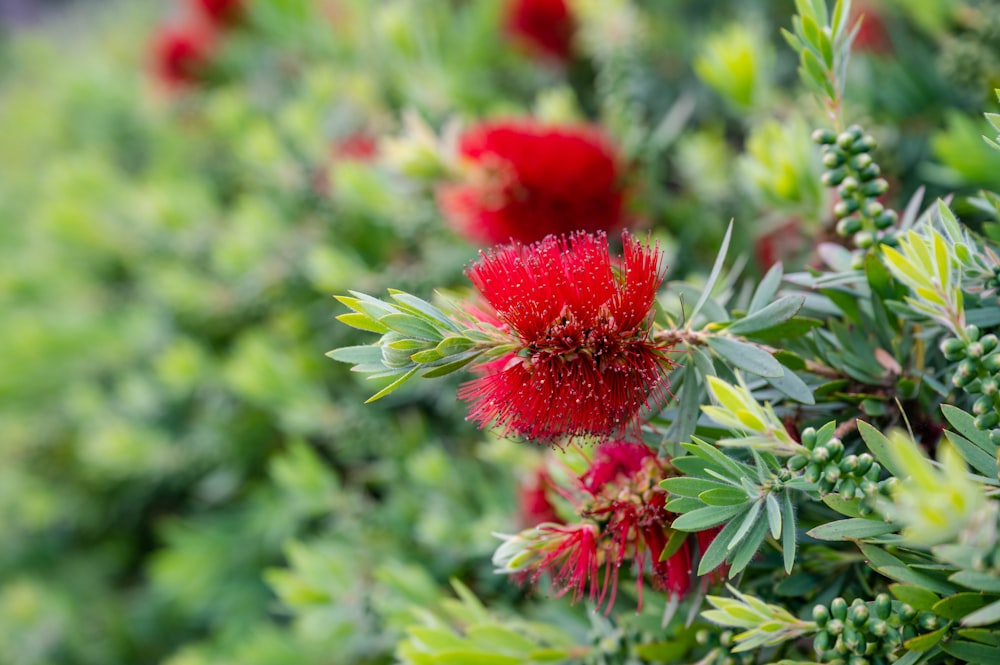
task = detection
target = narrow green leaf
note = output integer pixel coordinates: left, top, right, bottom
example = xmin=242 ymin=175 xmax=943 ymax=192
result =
xmin=956 ymin=627 xmax=1000 ymax=645
xmin=781 ymin=493 xmax=796 ymax=574
xmin=962 ymin=599 xmax=1000 ymax=627
xmin=749 ymin=263 xmax=784 ymax=314
xmin=857 ymin=420 xmax=906 ymax=477
xmin=337 ymin=312 xmax=389 ymax=334
xmin=765 ymin=494 xmax=782 ymax=539
xmin=940 ymin=640 xmax=1000 ymax=662
xmin=951 ymin=571 xmax=1000 ymax=593
xmin=941 ymin=404 xmax=995 ymax=452
xmin=698 ymin=510 xmax=747 ymax=575
xmin=767 ymin=366 xmax=815 ymax=405
xmin=389 ymin=289 xmax=460 ymax=331
xmin=421 ymin=351 xmax=483 ymax=378
xmin=879 ymin=565 xmax=957 ymax=595
xmin=364 ymin=366 xmax=419 ymax=403
xmin=326 ymin=345 xmax=386 ymax=365
xmin=905 ymin=626 xmax=948 ymax=652
xmin=707 ymin=336 xmax=784 ymax=377
xmin=944 ymin=431 xmax=996 ymax=478
xmin=689 ymin=220 xmax=734 ymax=325
xmin=890 ymin=584 xmax=940 ymax=612
xmin=672 ymin=503 xmax=749 ymax=531
xmin=933 ymin=593 xmax=992 ymax=620
xmin=661 ymin=476 xmax=730 ymax=498
xmin=807 ymin=518 xmax=898 ymax=541
xmin=729 ymin=514 xmax=770 ymax=577
xmin=436 ymin=336 xmax=477 ymax=356
xmin=726 ymin=296 xmax=805 ymax=335
xmin=700 ymin=487 xmax=751 ymax=506
xmin=727 ymin=500 xmax=763 ymax=551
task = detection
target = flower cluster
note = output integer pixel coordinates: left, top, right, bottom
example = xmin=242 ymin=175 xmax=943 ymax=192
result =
xmin=438 ymin=120 xmax=628 ymax=246
xmin=152 ymin=0 xmax=246 ymax=89
xmin=460 ymin=230 xmax=672 ymax=442
xmin=495 ymin=441 xmax=723 ymax=611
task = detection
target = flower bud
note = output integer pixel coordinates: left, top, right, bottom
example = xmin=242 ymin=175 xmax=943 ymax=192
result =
xmin=836 ymin=131 xmax=856 ymax=150
xmin=974 ymin=395 xmax=995 ymax=416
xmin=812 ymin=129 xmax=837 ymax=144
xmin=834 ymin=199 xmax=860 ymax=217
xmin=874 ymin=210 xmax=898 ymax=229
xmin=789 ymin=454 xmax=809 ymax=471
xmin=824 ymin=150 xmax=847 ymax=168
xmin=837 ymin=217 xmax=863 ymax=236
xmin=822 ymin=168 xmax=848 ymax=186
xmin=831 ymin=597 xmax=848 ymax=620
xmin=982 ymin=352 xmax=1000 ymax=373
xmin=801 ymin=427 xmax=817 ymax=449
xmin=813 ymin=604 xmax=831 ymax=626
xmin=863 ymin=201 xmax=884 ymax=218
xmin=966 ymin=325 xmax=982 ymax=342
xmin=850 ymin=153 xmax=873 ymax=170
xmin=874 ymin=593 xmax=891 ymax=619
xmin=860 ymin=178 xmax=888 ymax=196
xmin=855 ymin=231 xmax=875 ymax=249
xmin=976 ymin=412 xmax=999 ymax=430
xmin=940 ymin=337 xmax=967 ymax=361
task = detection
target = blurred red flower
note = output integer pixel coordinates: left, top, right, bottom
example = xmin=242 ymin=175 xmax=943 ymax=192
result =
xmin=438 ymin=120 xmax=627 ymax=245
xmin=504 ymin=0 xmax=575 ymax=61
xmin=500 ymin=441 xmax=725 ymax=611
xmin=460 ymin=231 xmax=671 ymax=442
xmin=152 ymin=22 xmax=216 ymax=88
xmin=192 ymin=0 xmax=244 ymax=27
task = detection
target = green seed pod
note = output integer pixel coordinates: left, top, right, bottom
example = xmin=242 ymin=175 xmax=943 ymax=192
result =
xmin=866 ymin=463 xmax=882 ymax=482
xmin=812 ymin=129 xmax=837 ymax=145
xmin=819 ymin=477 xmax=837 ymax=494
xmin=814 ymin=604 xmax=831 ymax=626
xmin=789 ymin=454 xmax=809 ymax=471
xmin=860 ymin=178 xmax=889 ymax=196
xmin=849 ymin=602 xmax=870 ymax=627
xmin=975 ymin=411 xmax=999 ymax=430
xmin=874 ymin=594 xmax=891 ymax=620
xmin=874 ymin=210 xmax=898 ymax=229
xmin=814 ymin=629 xmax=832 ymax=652
xmin=863 ymin=201 xmax=885 ymax=218
xmin=828 ymin=618 xmax=845 ymax=636
xmin=981 ymin=334 xmax=998 ymax=353
xmin=837 ymin=217 xmax=864 ymax=236
xmin=898 ymin=603 xmax=917 ymax=622
xmin=967 ymin=341 xmax=985 ymax=359
xmin=837 ymin=131 xmax=857 ymax=149
xmin=966 ymin=379 xmax=984 ymax=394
xmin=940 ymin=337 xmax=968 ymax=361
xmin=982 ymin=352 xmax=1000 ymax=373
xmin=856 ymin=453 xmax=874 ymax=475
xmin=805 ymin=463 xmax=822 ymax=484
xmin=838 ymin=175 xmax=860 ymax=195
xmin=822 ymin=168 xmax=848 ymax=186
xmin=835 ymin=199 xmax=861 ymax=218
xmin=974 ymin=395 xmax=995 ymax=416
xmin=826 ymin=438 xmax=845 ymax=462
xmin=850 ymin=153 xmax=874 ymax=170
xmin=801 ymin=427 xmax=818 ymax=449
xmin=966 ymin=324 xmax=982 ymax=342
xmin=852 ymin=135 xmax=877 ymax=153
xmin=840 ymin=454 xmax=859 ymax=474
xmin=839 ymin=477 xmax=858 ymax=500
xmin=982 ymin=377 xmax=999 ymax=396
xmin=855 ymin=231 xmax=875 ymax=249
xmin=824 ymin=150 xmax=847 ymax=168
xmin=917 ymin=612 xmax=938 ymax=631
xmin=831 ymin=597 xmax=848 ymax=621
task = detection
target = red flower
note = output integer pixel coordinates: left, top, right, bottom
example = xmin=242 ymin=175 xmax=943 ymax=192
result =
xmin=519 ymin=469 xmax=563 ymax=528
xmin=497 ymin=441 xmax=723 ymax=612
xmin=504 ymin=0 xmax=575 ymax=61
xmin=851 ymin=1 xmax=892 ymax=55
xmin=438 ymin=120 xmax=627 ymax=246
xmin=460 ymin=231 xmax=671 ymax=442
xmin=191 ymin=0 xmax=245 ymax=27
xmin=152 ymin=22 xmax=216 ymax=88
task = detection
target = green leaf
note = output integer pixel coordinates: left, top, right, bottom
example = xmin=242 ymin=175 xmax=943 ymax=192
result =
xmin=420 ymin=351 xmax=483 ymax=378
xmin=389 ymin=289 xmax=460 ymax=331
xmin=364 ymin=366 xmax=419 ymax=403
xmin=465 ymin=625 xmax=536 ymax=654
xmin=729 ymin=513 xmax=770 ymax=576
xmin=767 ymin=366 xmax=815 ymax=405
xmin=435 ymin=651 xmax=522 ymax=665
xmin=726 ymin=296 xmax=805 ymax=335
xmin=781 ymin=492 xmax=796 ymax=573
xmin=661 ymin=476 xmax=731 ymax=498
xmin=962 ymin=599 xmax=1000 ymax=627
xmin=672 ymin=503 xmax=749 ymax=531
xmin=436 ymin=336 xmax=477 ymax=356
xmin=689 ymin=220 xmax=734 ymax=325
xmin=749 ymin=263 xmax=784 ymax=314
xmin=956 ymin=627 xmax=1000 ymax=645
xmin=879 ymin=566 xmax=958 ymax=595
xmin=410 ymin=349 xmax=444 ymax=364
xmin=890 ymin=584 xmax=941 ymax=612
xmin=337 ymin=312 xmax=390 ymax=334
xmin=940 ymin=640 xmax=1000 ymax=662
xmin=941 ymin=404 xmax=995 ymax=453
xmin=706 ymin=337 xmax=784 ymax=377
xmin=727 ymin=500 xmax=763 ymax=551
xmin=765 ymin=493 xmax=782 ymax=540
xmin=933 ymin=593 xmax=992 ymax=620
xmin=905 ymin=626 xmax=948 ymax=652
xmin=698 ymin=511 xmax=746 ymax=575
xmin=326 ymin=345 xmax=386 ymax=366
xmin=857 ymin=420 xmax=906 ymax=477
xmin=379 ymin=314 xmax=443 ymax=341
xmin=746 ymin=317 xmax=823 ymax=341
xmin=807 ymin=518 xmax=898 ymax=541
xmin=700 ymin=487 xmax=751 ymax=506
xmin=944 ymin=431 xmax=996 ymax=478
xmin=951 ymin=571 xmax=1000 ymax=593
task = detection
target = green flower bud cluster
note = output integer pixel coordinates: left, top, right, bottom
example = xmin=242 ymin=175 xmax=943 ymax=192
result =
xmin=787 ymin=427 xmax=889 ymax=513
xmin=811 ymin=593 xmax=931 ymax=664
xmin=694 ymin=629 xmax=756 ymax=665
xmin=941 ymin=325 xmax=1000 ymax=435
xmin=812 ymin=126 xmax=898 ymax=263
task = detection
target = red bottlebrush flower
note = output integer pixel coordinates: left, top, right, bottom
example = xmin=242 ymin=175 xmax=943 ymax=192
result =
xmin=519 ymin=469 xmax=563 ymax=528
xmin=851 ymin=1 xmax=892 ymax=55
xmin=460 ymin=231 xmax=671 ymax=442
xmin=152 ymin=23 xmax=216 ymax=88
xmin=191 ymin=0 xmax=244 ymax=27
xmin=333 ymin=133 xmax=378 ymax=162
xmin=496 ymin=441 xmax=724 ymax=612
xmin=504 ymin=0 xmax=575 ymax=61
xmin=438 ymin=120 xmax=627 ymax=246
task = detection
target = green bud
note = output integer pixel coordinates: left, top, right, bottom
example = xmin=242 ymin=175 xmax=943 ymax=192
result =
xmin=917 ymin=612 xmax=938 ymax=631
xmin=855 ymin=231 xmax=875 ymax=249
xmin=990 ymin=428 xmax=1000 ymax=446
xmin=974 ymin=395 xmax=995 ymax=415
xmin=813 ymin=446 xmax=830 ymax=463
xmin=848 ymin=656 xmax=869 ymax=665
xmin=866 ymin=462 xmax=882 ymax=482
xmin=824 ymin=151 xmax=847 ymax=168
xmin=966 ymin=324 xmax=982 ymax=341
xmin=813 ymin=604 xmax=831 ymax=626
xmin=981 ymin=377 xmax=998 ymax=396
xmin=975 ymin=412 xmax=999 ymax=429
xmin=898 ymin=603 xmax=917 ymax=622
xmin=941 ymin=337 xmax=967 ymax=361
xmin=839 ymin=477 xmax=858 ymax=499
xmin=805 ymin=463 xmax=822 ymax=484
xmin=863 ymin=201 xmax=885 ymax=218
xmin=720 ymin=630 xmax=734 ymax=647
xmin=878 ymin=230 xmax=898 ymax=247
xmin=874 ymin=210 xmax=898 ymax=229
xmin=850 ymin=153 xmax=873 ymax=170
xmin=837 ymin=131 xmax=857 ymax=149
xmin=789 ymin=454 xmax=809 ymax=471
xmin=967 ymin=341 xmax=985 ymax=359
xmin=831 ymin=597 xmax=848 ymax=620
xmin=849 ymin=602 xmax=869 ymax=627
xmin=801 ymin=427 xmax=817 ymax=449
xmin=814 ymin=630 xmax=831 ymax=652
xmin=869 ymin=618 xmax=888 ymax=637
xmin=856 ymin=453 xmax=874 ymax=475
xmin=812 ymin=129 xmax=837 ymax=144
xmin=837 ymin=217 xmax=864 ymax=236
xmin=822 ymin=168 xmax=848 ymax=186
xmin=860 ymin=178 xmax=889 ymax=196
xmin=851 ymin=135 xmax=877 ymax=153
xmin=874 ymin=593 xmax=892 ymax=620
xmin=982 ymin=352 xmax=1000 ymax=373
xmin=982 ymin=334 xmax=999 ymax=353
xmin=827 ymin=618 xmax=845 ymax=636
xmin=840 ymin=454 xmax=859 ymax=474
xmin=695 ymin=629 xmax=711 ymax=645
xmin=834 ymin=199 xmax=861 ymax=217
xmin=968 ymin=379 xmax=984 ymax=394
xmin=826 ymin=438 xmax=845 ymax=462
xmin=846 ymin=125 xmax=865 ymax=140
xmin=838 ymin=176 xmax=860 ymax=195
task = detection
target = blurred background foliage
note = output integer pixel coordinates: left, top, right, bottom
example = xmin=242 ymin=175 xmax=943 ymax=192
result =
xmin=0 ymin=0 xmax=998 ymax=663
